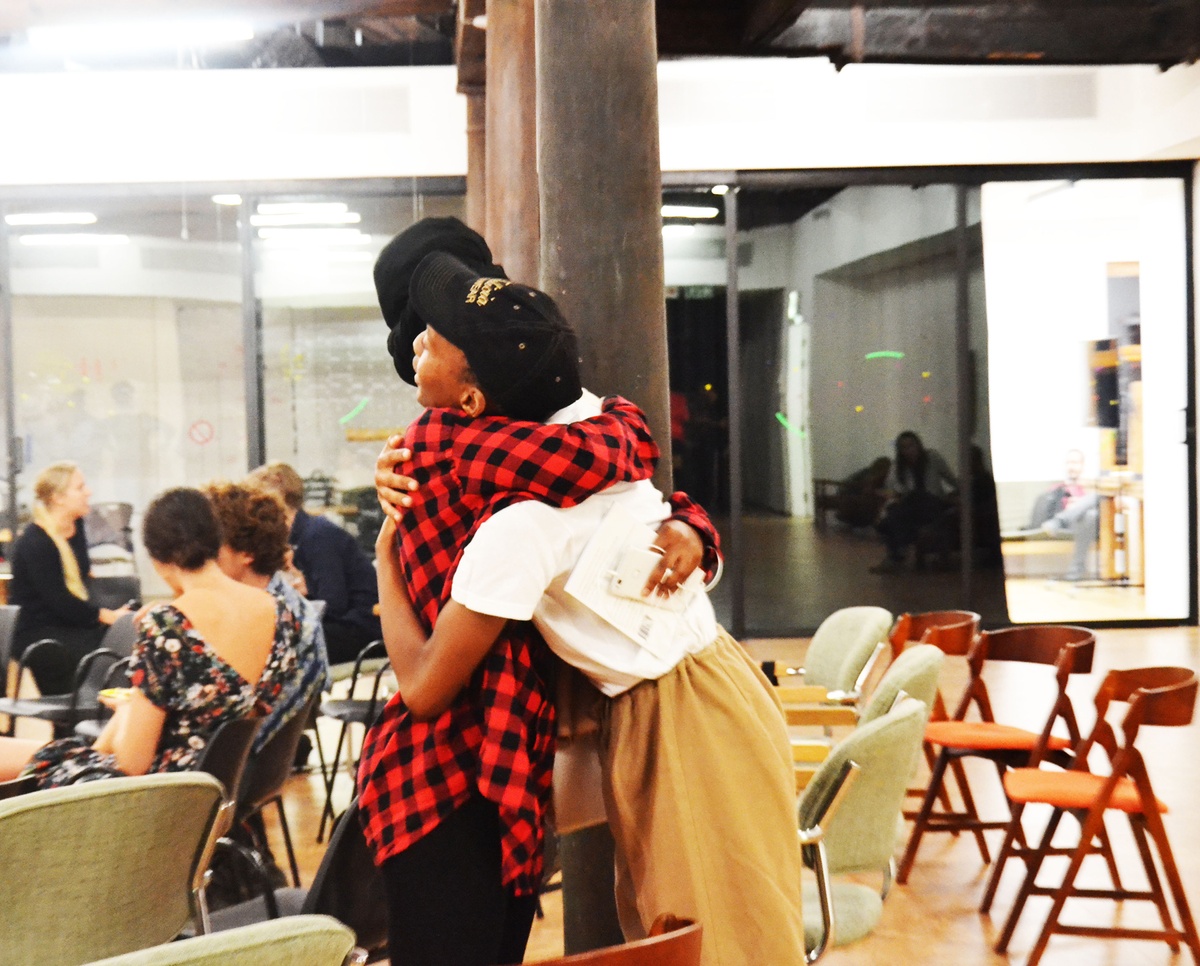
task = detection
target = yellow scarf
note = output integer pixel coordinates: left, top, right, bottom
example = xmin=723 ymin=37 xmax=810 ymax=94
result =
xmin=33 ymin=502 xmax=88 ymax=601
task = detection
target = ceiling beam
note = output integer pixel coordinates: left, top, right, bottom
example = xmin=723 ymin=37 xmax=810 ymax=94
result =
xmin=770 ymin=2 xmax=1200 ymax=67
xmin=743 ymin=0 xmax=813 ymax=47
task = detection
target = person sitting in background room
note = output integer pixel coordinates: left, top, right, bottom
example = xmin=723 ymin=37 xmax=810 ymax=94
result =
xmin=246 ymin=461 xmax=382 ymax=665
xmin=871 ymin=430 xmax=958 ymax=574
xmin=0 ymin=486 xmax=299 ymax=789
xmin=8 ymin=461 xmax=133 ymax=697
xmin=834 ymin=456 xmax=892 ymax=529
xmin=1028 ymin=447 xmax=1100 ymax=581
xmin=203 ymin=481 xmax=327 ymax=754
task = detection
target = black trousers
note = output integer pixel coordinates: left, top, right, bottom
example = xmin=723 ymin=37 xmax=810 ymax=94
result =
xmin=380 ymin=794 xmax=539 ymax=966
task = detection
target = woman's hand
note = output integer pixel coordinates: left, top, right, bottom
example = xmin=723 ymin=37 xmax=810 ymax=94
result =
xmin=98 ymin=605 xmax=132 ymax=625
xmin=376 ymin=435 xmax=418 ymax=524
xmin=644 ymin=519 xmax=704 ymax=598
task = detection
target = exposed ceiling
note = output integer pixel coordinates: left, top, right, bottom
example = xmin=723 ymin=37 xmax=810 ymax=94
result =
xmin=0 ymin=2 xmax=1195 ymax=230
xmin=0 ymin=1 xmax=1197 ymax=73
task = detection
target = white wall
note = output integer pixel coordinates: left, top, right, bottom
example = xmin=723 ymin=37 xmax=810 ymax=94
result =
xmin=4 ymin=59 xmax=1200 ymax=186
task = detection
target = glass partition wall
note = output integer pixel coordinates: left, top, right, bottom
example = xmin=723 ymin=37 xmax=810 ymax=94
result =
xmin=1 ymin=165 xmax=1192 ymax=629
xmin=672 ymin=162 xmax=1193 ymax=637
xmin=0 ymin=180 xmax=457 ymax=596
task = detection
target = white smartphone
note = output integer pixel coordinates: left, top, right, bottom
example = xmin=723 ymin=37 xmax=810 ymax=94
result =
xmin=608 ymin=547 xmax=665 ymax=601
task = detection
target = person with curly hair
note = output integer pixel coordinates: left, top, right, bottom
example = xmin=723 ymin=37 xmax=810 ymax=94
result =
xmin=204 ymin=480 xmax=328 ymax=753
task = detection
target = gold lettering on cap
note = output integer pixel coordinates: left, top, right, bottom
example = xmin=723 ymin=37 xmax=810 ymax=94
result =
xmin=466 ymin=277 xmax=511 ymax=307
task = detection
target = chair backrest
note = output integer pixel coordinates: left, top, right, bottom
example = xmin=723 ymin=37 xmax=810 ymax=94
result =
xmin=240 ymin=692 xmax=322 ymax=817
xmin=0 ymin=604 xmax=19 ymax=696
xmin=798 ymin=696 xmax=928 ymax=876
xmin=1075 ymin=666 xmax=1198 ymax=773
xmin=804 ymin=606 xmax=893 ymax=694
xmin=80 ymin=914 xmax=359 ymax=966
xmin=70 ymin=647 xmax=125 ymax=712
xmin=520 ymin=914 xmax=702 ymax=966
xmin=0 ymin=772 xmax=225 ymax=965
xmin=100 ymin=611 xmax=140 ymax=657
xmin=955 ymin=624 xmax=1096 ymax=736
xmin=302 ymin=800 xmax=389 ymax=953
xmin=85 ymin=502 xmax=135 ymax=554
xmin=196 ymin=715 xmax=264 ymax=805
xmin=859 ymin=644 xmax=944 ymax=725
xmin=889 ymin=609 xmax=980 ymax=658
xmin=91 ymin=574 xmax=143 ymax=610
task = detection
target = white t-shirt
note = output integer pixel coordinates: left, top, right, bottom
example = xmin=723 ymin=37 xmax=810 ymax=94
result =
xmin=451 ymin=392 xmax=719 ymax=696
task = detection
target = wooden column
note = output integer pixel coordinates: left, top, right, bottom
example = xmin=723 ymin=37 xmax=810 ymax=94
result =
xmin=485 ymin=0 xmax=539 ymax=285
xmin=536 ymin=0 xmax=671 ymax=488
xmin=465 ymin=93 xmax=487 ymax=233
xmin=535 ymin=1 xmax=669 ymax=954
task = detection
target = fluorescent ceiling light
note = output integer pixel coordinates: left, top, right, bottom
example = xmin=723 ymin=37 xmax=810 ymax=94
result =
xmin=19 ymin=233 xmax=129 ymax=246
xmin=250 ymin=211 xmax=362 ymax=227
xmin=27 ymin=20 xmax=254 ymax=54
xmin=6 ymin=212 xmax=97 ymax=226
xmin=212 ymin=194 xmax=242 ymax=206
xmin=661 ymin=205 xmax=719 ymax=219
xmin=256 ymin=202 xmax=349 ymax=216
xmin=711 ymin=184 xmax=730 ymax=196
xmin=662 ymin=224 xmax=697 ymax=238
xmin=257 ymin=228 xmax=368 ymax=246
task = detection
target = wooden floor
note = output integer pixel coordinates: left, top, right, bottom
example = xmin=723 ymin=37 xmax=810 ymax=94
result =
xmin=267 ymin=624 xmax=1200 ymax=964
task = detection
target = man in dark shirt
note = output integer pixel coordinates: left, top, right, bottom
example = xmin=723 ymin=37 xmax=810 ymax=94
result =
xmin=246 ymin=462 xmax=381 ymax=664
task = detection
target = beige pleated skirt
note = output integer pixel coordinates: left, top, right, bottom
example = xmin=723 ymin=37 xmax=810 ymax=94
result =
xmin=598 ymin=628 xmax=806 ymax=966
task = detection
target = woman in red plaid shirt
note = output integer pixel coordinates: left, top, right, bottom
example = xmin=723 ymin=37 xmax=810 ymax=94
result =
xmin=363 ymin=248 xmax=804 ymax=966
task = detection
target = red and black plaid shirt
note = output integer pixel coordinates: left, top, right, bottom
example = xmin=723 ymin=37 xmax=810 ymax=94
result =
xmin=357 ymin=396 xmax=661 ymax=894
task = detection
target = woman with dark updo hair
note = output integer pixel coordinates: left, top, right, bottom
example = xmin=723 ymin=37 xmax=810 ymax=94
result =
xmin=0 ymin=487 xmax=300 ymax=788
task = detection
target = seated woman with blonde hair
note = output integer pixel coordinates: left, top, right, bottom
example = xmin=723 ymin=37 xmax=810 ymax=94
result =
xmin=0 ymin=487 xmax=300 ymax=788
xmin=8 ymin=461 xmax=133 ymax=696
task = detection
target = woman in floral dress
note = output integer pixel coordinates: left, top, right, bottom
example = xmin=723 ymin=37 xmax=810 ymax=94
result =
xmin=0 ymin=486 xmax=300 ymax=788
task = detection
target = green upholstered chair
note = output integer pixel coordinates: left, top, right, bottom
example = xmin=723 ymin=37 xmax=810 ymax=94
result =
xmin=797 ymin=605 xmax=894 ymax=700
xmin=82 ymin=915 xmax=364 ymax=966
xmin=858 ymin=644 xmax=945 ymax=726
xmin=0 ymin=772 xmax=226 ymax=965
xmin=796 ymin=696 xmax=928 ymax=962
xmin=791 ymin=644 xmax=942 ymax=791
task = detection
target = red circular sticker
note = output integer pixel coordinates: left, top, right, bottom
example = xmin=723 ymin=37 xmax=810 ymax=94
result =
xmin=188 ymin=420 xmax=215 ymax=446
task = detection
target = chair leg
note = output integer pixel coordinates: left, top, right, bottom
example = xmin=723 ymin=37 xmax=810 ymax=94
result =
xmin=906 ymin=741 xmax=956 ymax=819
xmin=1024 ymin=805 xmax=1109 ymax=966
xmin=274 ymin=795 xmax=301 ymax=887
xmin=804 ymin=840 xmax=835 ymax=964
xmin=1088 ymin=819 xmax=1122 ymax=894
xmin=995 ymin=807 xmax=1066 ymax=953
xmin=953 ymin=757 xmax=992 ymax=863
xmin=1129 ymin=816 xmax=1182 ymax=953
xmin=318 ymin=719 xmax=352 ymax=843
xmin=980 ymin=799 xmax=1027 ymax=914
xmin=1141 ymin=808 xmax=1200 ymax=960
xmin=896 ymin=751 xmax=952 ymax=885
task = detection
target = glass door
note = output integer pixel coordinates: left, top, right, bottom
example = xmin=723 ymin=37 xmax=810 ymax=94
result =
xmin=982 ymin=177 xmax=1191 ymax=622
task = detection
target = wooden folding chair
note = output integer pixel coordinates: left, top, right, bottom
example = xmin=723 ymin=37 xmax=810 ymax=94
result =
xmin=887 ymin=610 xmax=980 ymax=832
xmin=895 ymin=623 xmax=1095 ymax=885
xmin=994 ymin=666 xmax=1199 ymax=965
xmin=515 ymin=913 xmax=701 ymax=966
